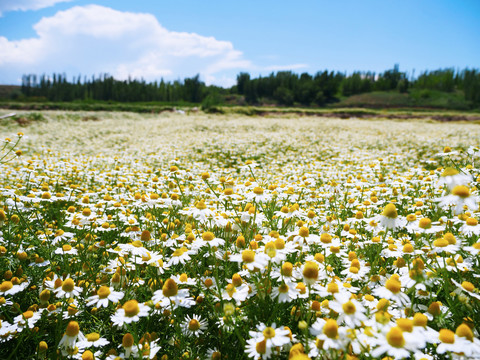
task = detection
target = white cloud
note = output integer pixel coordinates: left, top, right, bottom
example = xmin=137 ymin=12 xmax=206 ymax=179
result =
xmin=0 ymin=0 xmax=72 ymax=15
xmin=0 ymin=5 xmax=251 ymax=86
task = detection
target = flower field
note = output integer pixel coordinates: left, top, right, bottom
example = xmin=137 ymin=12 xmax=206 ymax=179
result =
xmin=0 ymin=111 xmax=480 ymax=359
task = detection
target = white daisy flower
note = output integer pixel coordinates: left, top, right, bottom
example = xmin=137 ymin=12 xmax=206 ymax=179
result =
xmin=86 ymin=286 xmax=124 ymax=308
xmin=181 ymin=314 xmax=208 ymax=337
xmin=111 ymin=300 xmax=150 ymax=327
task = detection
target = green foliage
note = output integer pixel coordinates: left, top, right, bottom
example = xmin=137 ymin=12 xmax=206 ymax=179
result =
xmin=201 ymin=91 xmax=224 ymax=113
xmin=14 ymin=66 xmax=480 ymax=110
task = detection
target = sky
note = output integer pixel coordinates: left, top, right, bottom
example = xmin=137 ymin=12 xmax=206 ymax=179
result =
xmin=0 ymin=0 xmax=479 ymax=87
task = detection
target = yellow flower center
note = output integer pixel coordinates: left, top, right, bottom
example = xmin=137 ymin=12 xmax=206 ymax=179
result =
xmin=202 ymin=232 xmax=215 ymax=241
xmin=172 ymin=247 xmax=187 ymax=257
xmin=22 ymin=310 xmax=34 ymax=319
xmin=403 ymin=243 xmax=414 ymax=253
xmin=204 ymin=278 xmax=213 ymax=288
xmin=162 ymin=279 xmax=178 ymax=297
xmin=298 ymin=227 xmax=309 ymax=238
xmin=226 ymin=284 xmax=236 ymax=297
xmin=274 ymin=238 xmax=285 ymax=249
xmin=263 ymin=326 xmax=276 ymax=339
xmin=256 ymin=339 xmax=267 ymax=354
xmin=327 ymin=282 xmax=339 ymax=294
xmin=413 ymin=313 xmax=428 ymax=327
xmin=296 ymin=282 xmax=306 ymax=294
xmin=456 ymin=324 xmax=473 ymax=341
xmin=131 ymin=240 xmax=143 ymax=248
xmin=62 ymin=278 xmax=75 ymax=292
xmin=323 ymin=319 xmax=338 ymax=339
xmin=418 ymin=218 xmax=431 ymax=229
xmin=382 ymin=203 xmax=398 ymax=219
xmin=387 ymin=327 xmax=405 ymax=348
xmin=241 ymin=250 xmax=255 ymax=263
xmin=462 ymin=281 xmax=475 ymax=292
xmin=278 ymin=283 xmax=289 ymax=294
xmin=82 ymin=208 xmax=92 ymax=217
xmin=253 ymin=187 xmax=264 ymax=195
xmin=320 ymin=233 xmax=332 ymax=244
xmin=452 ymin=185 xmax=470 ymax=198
xmin=466 ymin=217 xmax=478 ymax=226
xmin=122 ymin=333 xmax=134 ymax=347
xmin=86 ymin=332 xmax=100 ymax=342
xmin=428 ymin=302 xmax=441 ymax=316
xmin=444 ymin=233 xmax=456 ymax=244
xmin=385 ymin=277 xmax=401 ymax=294
xmin=196 ymin=200 xmax=206 ymax=210
xmin=396 ymin=318 xmax=413 ymax=332
xmin=82 ymin=350 xmax=94 ymax=360
xmin=406 ymin=214 xmax=417 ymax=222
xmin=97 ymin=286 xmax=111 ymax=299
xmin=441 ymin=167 xmax=459 ymax=177
xmin=342 ymin=301 xmax=356 ymax=314
xmin=65 ymin=321 xmax=80 ymax=337
xmin=281 ymin=262 xmax=293 ymax=276
xmin=302 ymin=261 xmax=319 ymax=281
xmin=232 ymin=274 xmax=242 ymax=287
xmin=375 ymin=311 xmax=392 ymax=324
xmin=68 ymin=305 xmax=78 ymax=316
xmin=439 ymin=329 xmax=455 ymax=344
xmin=188 ymin=319 xmax=201 ymax=331
xmin=0 ymin=281 xmax=13 ymax=292
xmin=123 ymin=300 xmax=140 ymax=317
xmin=433 ymin=238 xmax=449 ymax=247
xmin=62 ymin=244 xmax=72 ymax=251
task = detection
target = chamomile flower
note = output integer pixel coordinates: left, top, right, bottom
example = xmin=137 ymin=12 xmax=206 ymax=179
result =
xmin=86 ymin=286 xmax=124 ymax=307
xmin=181 ymin=314 xmax=208 ymax=337
xmin=229 ymin=249 xmax=269 ymax=271
xmin=77 ymin=332 xmax=110 ymax=348
xmin=328 ymin=292 xmax=367 ymax=328
xmin=111 ymin=299 xmax=150 ymax=327
xmin=14 ymin=310 xmax=42 ymax=330
xmin=58 ymin=321 xmax=86 ymax=350
xmin=54 ymin=278 xmax=82 ymax=299
xmin=245 ymin=337 xmax=273 ymax=359
xmin=270 ymin=281 xmax=299 ymax=303
xmin=370 ymin=326 xmax=418 ymax=359
xmin=436 ymin=328 xmax=473 ymax=355
xmin=379 ymin=203 xmax=406 ymax=231
xmin=437 ymin=167 xmax=472 ymax=190
xmin=166 ymin=246 xmax=194 ymax=267
xmin=249 ymin=323 xmax=291 ymax=349
xmin=0 ymin=280 xmax=29 ymax=296
xmin=372 ymin=275 xmax=410 ymax=306
xmin=54 ymin=243 xmax=78 ymax=255
xmin=437 ymin=185 xmax=478 ymax=214
xmin=451 ymin=279 xmax=480 ymax=300
xmin=152 ymin=278 xmax=195 ymax=310
xmin=309 ymin=318 xmax=348 ymax=351
xmin=460 ymin=217 xmax=480 ymax=236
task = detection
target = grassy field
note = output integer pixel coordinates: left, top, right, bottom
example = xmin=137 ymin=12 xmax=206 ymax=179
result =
xmin=0 ymin=110 xmax=479 ymax=359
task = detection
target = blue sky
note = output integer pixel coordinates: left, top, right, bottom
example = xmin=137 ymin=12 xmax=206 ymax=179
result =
xmin=0 ymin=0 xmax=479 ymax=86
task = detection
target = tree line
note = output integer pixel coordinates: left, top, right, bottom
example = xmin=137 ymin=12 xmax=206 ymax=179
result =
xmin=19 ymin=66 xmax=480 ymax=107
